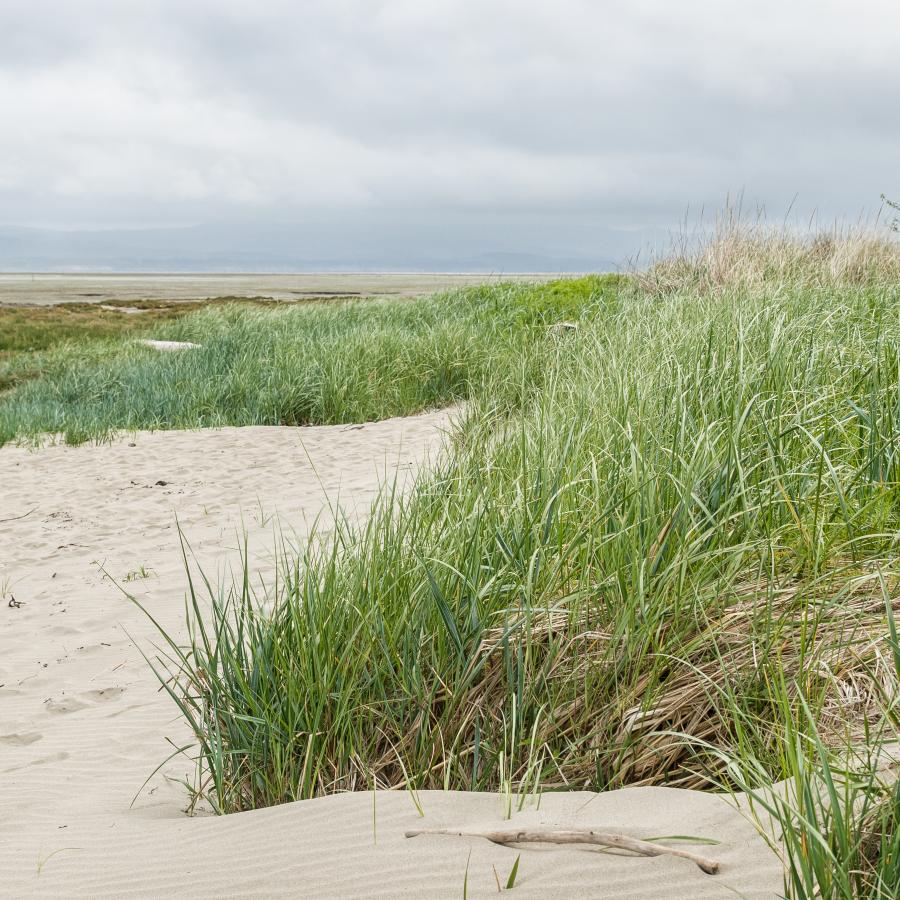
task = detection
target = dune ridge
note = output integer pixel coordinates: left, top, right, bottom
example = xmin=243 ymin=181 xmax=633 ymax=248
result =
xmin=0 ymin=412 xmax=781 ymax=898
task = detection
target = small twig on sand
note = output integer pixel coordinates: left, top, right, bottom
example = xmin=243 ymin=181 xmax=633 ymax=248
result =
xmin=405 ymin=827 xmax=720 ymax=875
xmin=0 ymin=507 xmax=37 ymax=523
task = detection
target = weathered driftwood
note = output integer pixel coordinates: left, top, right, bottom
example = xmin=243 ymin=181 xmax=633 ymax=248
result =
xmin=138 ymin=339 xmax=201 ymax=351
xmin=405 ymin=827 xmax=720 ymax=874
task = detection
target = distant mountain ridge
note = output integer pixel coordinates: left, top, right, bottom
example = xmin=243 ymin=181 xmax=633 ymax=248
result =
xmin=0 ymin=222 xmax=663 ymax=273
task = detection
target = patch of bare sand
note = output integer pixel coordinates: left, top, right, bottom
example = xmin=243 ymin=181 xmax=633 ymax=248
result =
xmin=0 ymin=412 xmax=783 ymax=898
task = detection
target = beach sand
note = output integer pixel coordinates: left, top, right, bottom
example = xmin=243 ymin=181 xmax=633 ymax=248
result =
xmin=0 ymin=412 xmax=783 ymax=898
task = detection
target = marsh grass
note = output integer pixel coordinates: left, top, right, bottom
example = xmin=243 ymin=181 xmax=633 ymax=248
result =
xmin=0 ymin=298 xmax=246 ymax=394
xmin=134 ymin=230 xmax=900 ymax=896
xmin=0 ymin=299 xmax=214 ymax=354
xmin=0 ymin=278 xmax=613 ymax=445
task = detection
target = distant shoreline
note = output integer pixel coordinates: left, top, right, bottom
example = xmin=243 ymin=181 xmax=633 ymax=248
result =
xmin=0 ymin=271 xmax=577 ymax=306
xmin=0 ymin=270 xmax=584 ymax=276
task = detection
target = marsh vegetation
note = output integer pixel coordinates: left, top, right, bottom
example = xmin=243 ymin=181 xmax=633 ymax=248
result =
xmin=0 ymin=278 xmax=609 ymax=445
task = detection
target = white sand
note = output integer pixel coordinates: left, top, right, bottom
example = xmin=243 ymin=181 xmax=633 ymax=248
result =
xmin=0 ymin=412 xmax=784 ymax=898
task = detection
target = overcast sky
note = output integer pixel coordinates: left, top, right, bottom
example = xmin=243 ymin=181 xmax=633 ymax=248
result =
xmin=1 ymin=1 xmax=898 ymax=267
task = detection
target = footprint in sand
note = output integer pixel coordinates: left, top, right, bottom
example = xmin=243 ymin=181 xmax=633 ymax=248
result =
xmin=44 ymin=687 xmax=125 ymax=714
xmin=81 ymin=687 xmax=125 ymax=703
xmin=0 ymin=732 xmax=43 ymax=746
xmin=45 ymin=624 xmax=79 ymax=637
xmin=44 ymin=696 xmax=90 ymax=714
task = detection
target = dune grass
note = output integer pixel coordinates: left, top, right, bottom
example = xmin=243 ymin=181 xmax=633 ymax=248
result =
xmin=715 ymin=693 xmax=899 ymax=898
xmin=0 ymin=278 xmax=612 ymax=445
xmin=131 ymin=229 xmax=900 ymax=896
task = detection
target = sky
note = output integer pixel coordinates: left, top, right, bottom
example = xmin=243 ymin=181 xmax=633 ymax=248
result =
xmin=1 ymin=1 xmax=899 ymax=270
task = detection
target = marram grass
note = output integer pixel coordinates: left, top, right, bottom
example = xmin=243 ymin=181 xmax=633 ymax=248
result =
xmin=0 ymin=276 xmax=613 ymax=445
xmin=135 ymin=232 xmax=899 ymax=897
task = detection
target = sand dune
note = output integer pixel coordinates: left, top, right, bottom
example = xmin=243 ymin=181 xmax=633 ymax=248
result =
xmin=0 ymin=412 xmax=783 ymax=898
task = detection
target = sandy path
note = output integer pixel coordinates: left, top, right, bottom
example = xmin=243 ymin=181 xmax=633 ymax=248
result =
xmin=0 ymin=412 xmax=783 ymax=898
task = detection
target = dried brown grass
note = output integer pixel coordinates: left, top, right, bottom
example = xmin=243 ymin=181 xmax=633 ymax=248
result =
xmin=638 ymin=218 xmax=900 ymax=297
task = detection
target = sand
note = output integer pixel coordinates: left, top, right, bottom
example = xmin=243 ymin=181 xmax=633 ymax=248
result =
xmin=0 ymin=273 xmax=560 ymax=307
xmin=0 ymin=412 xmax=784 ymax=898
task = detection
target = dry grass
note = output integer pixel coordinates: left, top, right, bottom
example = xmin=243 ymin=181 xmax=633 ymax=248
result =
xmin=638 ymin=216 xmax=900 ymax=296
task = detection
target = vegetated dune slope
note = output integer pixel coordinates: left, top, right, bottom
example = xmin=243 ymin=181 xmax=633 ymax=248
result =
xmin=0 ymin=411 xmax=781 ymax=899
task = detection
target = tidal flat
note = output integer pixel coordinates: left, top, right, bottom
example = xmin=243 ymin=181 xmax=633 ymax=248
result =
xmin=0 ymin=271 xmax=561 ymax=307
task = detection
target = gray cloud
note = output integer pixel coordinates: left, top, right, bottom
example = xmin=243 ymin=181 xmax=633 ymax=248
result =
xmin=1 ymin=1 xmax=898 ymax=267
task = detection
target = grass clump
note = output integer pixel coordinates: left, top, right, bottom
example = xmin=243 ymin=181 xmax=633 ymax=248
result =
xmin=0 ymin=277 xmax=616 ymax=445
xmin=0 ymin=298 xmax=281 ymax=395
xmin=0 ymin=299 xmax=212 ymax=354
xmin=724 ymin=714 xmax=900 ymax=899
xmin=136 ymin=228 xmax=900 ymax=896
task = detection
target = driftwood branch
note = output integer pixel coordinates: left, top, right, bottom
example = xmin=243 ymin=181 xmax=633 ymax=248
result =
xmin=405 ymin=827 xmax=720 ymax=875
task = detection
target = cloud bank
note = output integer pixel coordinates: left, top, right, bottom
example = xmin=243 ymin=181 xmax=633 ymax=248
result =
xmin=2 ymin=1 xmax=898 ymax=267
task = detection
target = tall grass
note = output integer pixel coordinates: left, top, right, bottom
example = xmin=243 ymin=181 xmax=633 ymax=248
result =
xmin=0 ymin=277 xmax=612 ymax=445
xmin=639 ymin=212 xmax=900 ymax=296
xmin=139 ymin=229 xmax=900 ymax=896
xmin=716 ymin=701 xmax=900 ymax=899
